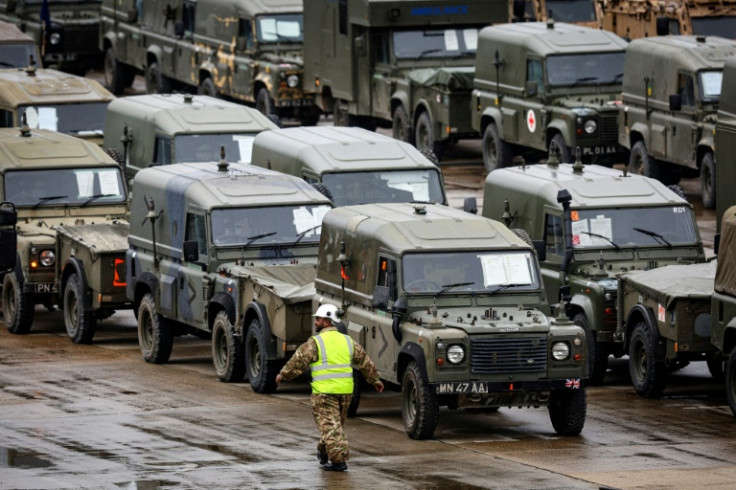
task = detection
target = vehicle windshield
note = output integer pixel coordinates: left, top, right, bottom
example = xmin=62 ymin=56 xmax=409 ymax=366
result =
xmin=211 ymin=204 xmax=331 ymax=247
xmin=174 ymin=134 xmax=257 ymax=163
xmin=321 ymin=170 xmax=445 ymax=207
xmin=392 ymin=27 xmax=479 ymax=59
xmin=699 ymin=70 xmax=723 ymax=103
xmin=546 ymin=52 xmax=625 ymax=87
xmin=17 ymin=102 xmax=109 ymax=136
xmin=542 ymin=0 xmax=598 ymax=23
xmin=0 ymin=44 xmax=38 ymax=69
xmin=570 ymin=206 xmax=699 ymax=249
xmin=4 ymin=167 xmax=127 ymax=207
xmin=255 ymin=14 xmax=303 ymax=43
xmin=402 ymin=250 xmax=540 ymax=294
xmin=691 ymin=16 xmax=736 ymax=39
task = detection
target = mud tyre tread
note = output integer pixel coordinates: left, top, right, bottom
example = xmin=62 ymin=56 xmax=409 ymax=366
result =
xmin=245 ymin=318 xmax=279 ymax=394
xmin=628 ymin=322 xmax=667 ymax=398
xmin=2 ymin=271 xmax=34 ymax=334
xmin=212 ymin=310 xmax=245 ymax=383
xmin=548 ymin=388 xmax=587 ymax=436
xmin=137 ymin=293 xmax=173 ymax=364
xmin=401 ymin=361 xmax=439 ymax=440
xmin=63 ymin=273 xmax=97 ymax=344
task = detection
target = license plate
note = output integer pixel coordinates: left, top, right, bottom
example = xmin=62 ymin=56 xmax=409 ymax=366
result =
xmin=34 ymin=283 xmax=53 ymax=293
xmin=581 ymin=145 xmax=617 ymax=156
xmin=436 ymin=381 xmax=488 ymax=394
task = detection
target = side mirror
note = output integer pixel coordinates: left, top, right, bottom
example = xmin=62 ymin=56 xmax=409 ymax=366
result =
xmin=182 ymin=240 xmax=199 ymax=262
xmin=669 ymin=94 xmax=682 ymax=112
xmin=525 ymin=80 xmax=538 ymax=97
xmin=372 ymin=285 xmax=390 ymax=309
xmin=463 ymin=196 xmax=478 ymax=214
xmin=532 ymin=240 xmax=546 ymax=262
xmin=0 ymin=202 xmax=17 ymax=226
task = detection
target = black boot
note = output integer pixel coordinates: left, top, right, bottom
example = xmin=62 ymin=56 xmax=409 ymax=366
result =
xmin=317 ymin=450 xmax=328 ymax=465
xmin=323 ymin=461 xmax=348 ymax=471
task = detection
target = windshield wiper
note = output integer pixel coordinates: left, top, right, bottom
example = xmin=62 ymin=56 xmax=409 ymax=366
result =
xmin=244 ymin=231 xmax=277 ymax=246
xmin=293 ymin=224 xmax=321 ymax=244
xmin=33 ymin=195 xmax=68 ymax=209
xmin=572 ymin=76 xmax=599 ymax=86
xmin=633 ymin=227 xmax=672 ymax=248
xmin=436 ymin=281 xmax=474 ymax=296
xmin=580 ymin=231 xmax=621 ymax=251
xmin=487 ymin=283 xmax=525 ymax=295
xmin=81 ymin=193 xmax=115 ymax=207
xmin=416 ymin=48 xmax=442 ymax=59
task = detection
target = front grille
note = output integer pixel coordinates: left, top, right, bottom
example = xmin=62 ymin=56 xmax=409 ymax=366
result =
xmin=62 ymin=26 xmax=99 ymax=55
xmin=470 ymin=337 xmax=548 ymax=374
xmin=600 ymin=115 xmax=618 ymax=143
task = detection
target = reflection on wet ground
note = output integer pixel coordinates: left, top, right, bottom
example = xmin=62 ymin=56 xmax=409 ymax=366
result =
xmin=0 ymin=447 xmax=53 ymax=469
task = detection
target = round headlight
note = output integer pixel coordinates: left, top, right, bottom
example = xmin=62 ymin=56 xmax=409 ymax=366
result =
xmin=287 ymin=74 xmax=299 ymax=88
xmin=40 ymin=250 xmax=55 ymax=267
xmin=604 ymin=292 xmax=613 ymax=301
xmin=583 ymin=120 xmax=597 ymax=134
xmin=552 ymin=341 xmax=570 ymax=360
xmin=49 ymin=32 xmax=61 ymax=45
xmin=447 ymin=345 xmax=465 ymax=364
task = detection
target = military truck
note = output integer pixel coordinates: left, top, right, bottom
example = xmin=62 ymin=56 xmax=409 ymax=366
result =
xmin=510 ymin=0 xmax=603 ymax=28
xmin=126 ymin=161 xmax=333 ymax=389
xmin=472 ymin=21 xmax=628 ymax=172
xmin=249 ymin=126 xmax=449 ymax=207
xmin=303 ymin=0 xmax=507 ymax=158
xmin=715 ymin=56 xmax=736 ymax=230
xmin=315 ymin=203 xmax=588 ymax=439
xmin=102 ymin=94 xmax=278 ymax=183
xmin=0 ymin=20 xmax=41 ymax=68
xmin=0 ymin=67 xmax=115 ymax=145
xmin=0 ymin=127 xmax=130 ymax=344
xmin=99 ymin=0 xmax=319 ymax=124
xmin=483 ymin=159 xmax=706 ymax=384
xmin=0 ymin=0 xmax=102 ymax=74
xmin=619 ymin=35 xmax=736 ymax=209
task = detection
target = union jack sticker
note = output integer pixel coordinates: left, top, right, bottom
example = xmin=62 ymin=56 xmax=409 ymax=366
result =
xmin=565 ymin=378 xmax=581 ymax=389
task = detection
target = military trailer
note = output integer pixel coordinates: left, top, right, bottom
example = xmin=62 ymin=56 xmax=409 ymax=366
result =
xmin=303 ymin=0 xmax=507 ymax=158
xmin=0 ymin=127 xmax=130 ymax=344
xmin=715 ymin=56 xmax=736 ymax=230
xmin=483 ymin=160 xmax=706 ymax=384
xmin=472 ymin=21 xmax=628 ymax=172
xmin=0 ymin=20 xmax=41 ymax=68
xmin=619 ymin=35 xmax=736 ymax=209
xmin=713 ymin=206 xmax=736 ymax=416
xmin=0 ymin=67 xmax=115 ymax=146
xmin=102 ymin=94 xmax=278 ymax=183
xmin=0 ymin=0 xmax=102 ymax=74
xmin=510 ymin=0 xmax=603 ymax=28
xmin=249 ymin=126 xmax=448 ymax=207
xmin=126 ymin=161 xmax=333 ymax=390
xmin=99 ymin=0 xmax=319 ymax=124
xmin=315 ymin=203 xmax=588 ymax=439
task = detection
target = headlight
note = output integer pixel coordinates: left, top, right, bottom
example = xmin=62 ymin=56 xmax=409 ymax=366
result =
xmin=49 ymin=32 xmax=61 ymax=45
xmin=552 ymin=341 xmax=570 ymax=360
xmin=583 ymin=120 xmax=597 ymax=134
xmin=40 ymin=250 xmax=55 ymax=266
xmin=287 ymin=75 xmax=299 ymax=88
xmin=604 ymin=292 xmax=613 ymax=301
xmin=447 ymin=345 xmax=465 ymax=364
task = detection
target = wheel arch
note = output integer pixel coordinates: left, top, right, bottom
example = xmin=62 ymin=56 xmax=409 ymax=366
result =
xmin=479 ymin=108 xmax=502 ymax=136
xmin=397 ymin=341 xmax=429 ymax=382
xmin=624 ymin=303 xmax=658 ymax=350
xmin=132 ymin=271 xmax=159 ymax=313
xmin=722 ymin=324 xmax=736 ymax=356
xmin=209 ymin=291 xmax=236 ymax=330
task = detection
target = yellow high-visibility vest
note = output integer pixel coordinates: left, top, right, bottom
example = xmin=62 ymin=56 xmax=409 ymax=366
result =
xmin=310 ymin=330 xmax=354 ymax=394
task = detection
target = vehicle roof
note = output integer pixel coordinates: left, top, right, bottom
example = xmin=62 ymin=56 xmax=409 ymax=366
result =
xmin=105 ymin=94 xmax=277 ymax=135
xmin=0 ymin=21 xmax=33 ymax=43
xmin=322 ymin=203 xmax=531 ymax=255
xmin=207 ymin=0 xmax=302 ymax=16
xmin=625 ymin=35 xmax=736 ymax=71
xmin=251 ymin=126 xmax=439 ymax=175
xmin=0 ymin=68 xmax=114 ymax=106
xmin=339 ymin=0 xmax=506 ymax=28
xmin=0 ymin=127 xmax=115 ymax=172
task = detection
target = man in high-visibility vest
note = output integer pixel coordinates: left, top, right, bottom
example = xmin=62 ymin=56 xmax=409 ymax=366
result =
xmin=276 ymin=304 xmax=384 ymax=472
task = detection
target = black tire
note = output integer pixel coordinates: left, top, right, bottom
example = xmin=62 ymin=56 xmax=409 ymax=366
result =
xmin=548 ymin=388 xmax=587 ymax=436
xmin=137 ymin=293 xmax=173 ymax=364
xmin=245 ymin=318 xmax=279 ymax=394
xmin=104 ymin=48 xmax=133 ymax=95
xmin=266 ymin=114 xmax=283 ymax=128
xmin=311 ymin=182 xmax=334 ymax=202
xmin=419 ymin=148 xmax=439 ymax=166
xmin=256 ymin=87 xmax=277 ymax=118
xmin=700 ymin=152 xmax=716 ymax=210
xmin=103 ymin=147 xmax=124 ymax=167
xmin=629 ymin=141 xmax=661 ymax=181
xmin=145 ymin=61 xmax=171 ymax=94
xmin=299 ymin=110 xmax=321 ymax=127
xmin=198 ymin=77 xmax=218 ymax=98
xmin=211 ymin=311 xmax=245 ymax=383
xmin=574 ymin=313 xmax=608 ymax=385
xmin=628 ymin=321 xmax=667 ymax=398
xmin=549 ymin=133 xmax=572 ymax=163
xmin=725 ymin=349 xmax=736 ymax=417
xmin=392 ymin=105 xmax=413 ymax=144
xmin=347 ymin=369 xmax=362 ymax=418
xmin=414 ymin=111 xmax=443 ymax=160
xmin=63 ymin=273 xmax=96 ymax=344
xmin=482 ymin=123 xmax=512 ymax=172
xmin=707 ymin=356 xmax=726 ymax=382
xmin=2 ymin=271 xmax=34 ymax=334
xmin=667 ymin=184 xmax=687 ymax=201
xmin=401 ymin=361 xmax=439 ymax=440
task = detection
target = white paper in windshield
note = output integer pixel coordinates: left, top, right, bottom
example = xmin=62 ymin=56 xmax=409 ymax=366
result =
xmin=99 ymin=170 xmax=121 ymax=196
xmin=479 ymin=253 xmax=532 ymax=287
xmin=444 ymin=30 xmax=459 ymax=51
xmin=76 ymin=171 xmax=94 ymax=197
xmin=234 ymin=136 xmax=254 ymax=162
xmin=38 ymin=107 xmax=58 ymax=131
xmin=571 ymin=219 xmax=590 ymax=247
xmin=463 ymin=29 xmax=478 ymax=50
xmin=292 ymin=205 xmax=330 ymax=237
xmin=589 ymin=216 xmax=612 ymax=245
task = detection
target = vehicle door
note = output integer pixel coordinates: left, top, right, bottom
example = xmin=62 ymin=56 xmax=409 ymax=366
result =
xmin=541 ymin=210 xmax=565 ymax=304
xmin=371 ymin=31 xmax=392 ymax=120
xmin=178 ymin=210 xmax=209 ymax=329
xmin=232 ymin=17 xmax=254 ymax=101
xmin=667 ymin=72 xmax=698 ymax=166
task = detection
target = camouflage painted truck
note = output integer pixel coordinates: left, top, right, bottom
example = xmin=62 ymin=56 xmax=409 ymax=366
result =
xmin=0 ymin=20 xmax=41 ymax=68
xmin=315 ymin=203 xmax=588 ymax=439
xmin=102 ymin=93 xmax=278 ymax=184
xmin=125 ymin=161 xmax=333 ymax=390
xmin=99 ymin=0 xmax=319 ymax=124
xmin=303 ymin=0 xmax=507 ymax=158
xmin=483 ymin=158 xmax=706 ymax=384
xmin=0 ymin=127 xmax=130 ymax=344
xmin=472 ymin=21 xmax=628 ymax=172
xmin=619 ymin=35 xmax=736 ymax=209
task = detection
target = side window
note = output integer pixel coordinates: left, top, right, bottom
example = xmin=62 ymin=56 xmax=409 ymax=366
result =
xmin=153 ymin=136 xmax=172 ymax=166
xmin=338 ymin=0 xmax=348 ymax=36
xmin=527 ymin=59 xmax=544 ymax=93
xmin=182 ymin=2 xmax=196 ymax=36
xmin=239 ymin=18 xmax=253 ymax=49
xmin=544 ymin=214 xmax=564 ymax=257
xmin=678 ymin=73 xmax=695 ymax=107
xmin=374 ymin=33 xmax=389 ymax=64
xmin=185 ymin=213 xmax=207 ymax=259
xmin=377 ymin=257 xmax=397 ymax=301
xmin=0 ymin=109 xmax=13 ymax=127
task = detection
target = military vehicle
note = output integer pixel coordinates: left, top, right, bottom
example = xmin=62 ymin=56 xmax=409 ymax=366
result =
xmin=99 ymin=0 xmax=319 ymax=124
xmin=0 ymin=67 xmax=114 ymax=145
xmin=314 ymin=203 xmax=588 ymax=439
xmin=0 ymin=201 xmax=17 ymax=273
xmin=102 ymin=94 xmax=278 ymax=183
xmin=0 ymin=20 xmax=41 ymax=68
xmin=303 ymin=0 xmax=507 ymax=158
xmin=249 ymin=126 xmax=450 ymax=207
xmin=713 ymin=206 xmax=736 ymax=416
xmin=126 ymin=161 xmax=333 ymax=389
xmin=472 ymin=21 xmax=628 ymax=172
xmin=619 ymin=35 xmax=736 ymax=209
xmin=715 ymin=56 xmax=736 ymax=230
xmin=510 ymin=0 xmax=603 ymax=27
xmin=483 ymin=159 xmax=706 ymax=384
xmin=0 ymin=127 xmax=130 ymax=344
xmin=0 ymin=0 xmax=102 ymax=73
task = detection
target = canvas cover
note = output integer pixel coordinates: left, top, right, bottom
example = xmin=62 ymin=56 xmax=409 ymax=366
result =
xmin=239 ymin=264 xmax=317 ymax=304
xmin=715 ymin=206 xmax=736 ymax=296
xmin=407 ymin=67 xmax=475 ymax=91
xmin=622 ymin=261 xmax=717 ymax=309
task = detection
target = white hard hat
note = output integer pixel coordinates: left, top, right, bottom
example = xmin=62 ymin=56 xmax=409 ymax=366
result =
xmin=313 ymin=304 xmax=338 ymax=320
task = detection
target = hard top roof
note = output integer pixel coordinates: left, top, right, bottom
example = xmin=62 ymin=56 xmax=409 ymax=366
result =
xmin=0 ymin=21 xmax=33 ymax=43
xmin=0 ymin=68 xmax=114 ymax=106
xmin=625 ymin=35 xmax=736 ymax=71
xmin=207 ymin=0 xmax=302 ymax=16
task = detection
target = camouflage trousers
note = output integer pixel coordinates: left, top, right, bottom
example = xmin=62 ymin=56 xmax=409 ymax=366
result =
xmin=311 ymin=393 xmax=352 ymax=463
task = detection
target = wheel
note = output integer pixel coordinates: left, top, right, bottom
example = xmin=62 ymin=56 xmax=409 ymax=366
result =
xmin=63 ymin=273 xmax=96 ymax=344
xmin=726 ymin=349 xmax=736 ymax=416
xmin=574 ymin=313 xmax=608 ymax=385
xmin=211 ymin=311 xmax=245 ymax=383
xmin=145 ymin=61 xmax=171 ymax=94
xmin=266 ymin=114 xmax=283 ymax=128
xmin=103 ymin=147 xmax=124 ymax=167
xmin=198 ymin=77 xmax=218 ymax=98
xmin=707 ymin=356 xmax=726 ymax=382
xmin=628 ymin=321 xmax=667 ymax=398
xmin=700 ymin=152 xmax=716 ymax=209
xmin=628 ymin=141 xmax=661 ymax=181
xmin=482 ymin=123 xmax=512 ymax=172
xmin=256 ymin=87 xmax=277 ymax=118
xmin=299 ymin=109 xmax=321 ymax=127
xmin=419 ymin=148 xmax=439 ymax=166
xmin=137 ymin=293 xmax=173 ymax=363
xmin=667 ymin=184 xmax=687 ymax=201
xmin=549 ymin=133 xmax=572 ymax=163
xmin=392 ymin=105 xmax=413 ymax=144
xmin=245 ymin=318 xmax=279 ymax=394
xmin=401 ymin=361 xmax=439 ymax=440
xmin=104 ymin=48 xmax=133 ymax=95
xmin=548 ymin=388 xmax=587 ymax=436
xmin=414 ymin=112 xmax=443 ymax=160
xmin=347 ymin=369 xmax=362 ymax=418
xmin=2 ymin=272 xmax=34 ymax=334
xmin=311 ymin=182 xmax=334 ymax=202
